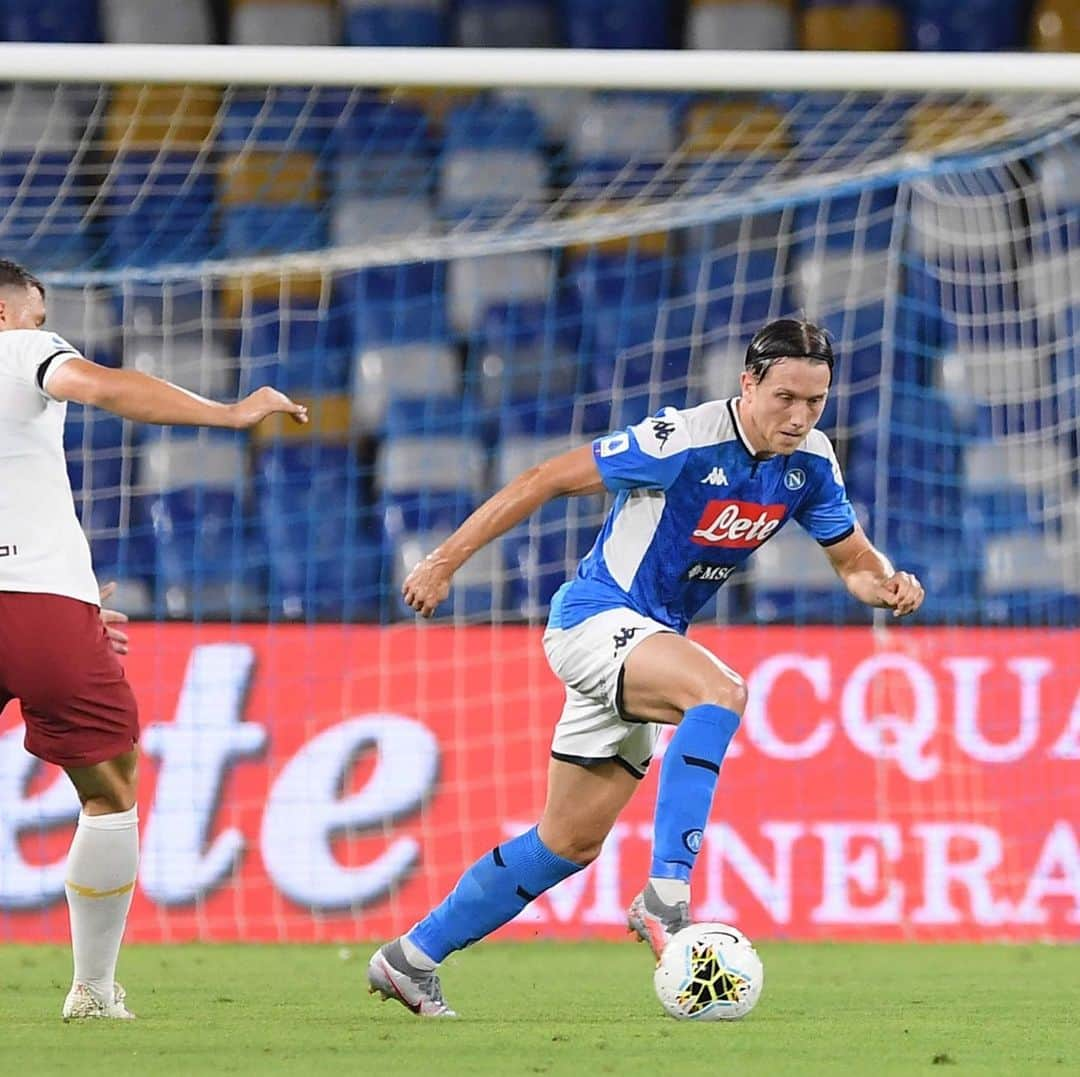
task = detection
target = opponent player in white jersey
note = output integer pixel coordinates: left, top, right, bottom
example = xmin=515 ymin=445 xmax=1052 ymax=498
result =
xmin=0 ymin=259 xmax=308 ymax=1019
xmin=368 ymin=317 xmax=924 ymax=1016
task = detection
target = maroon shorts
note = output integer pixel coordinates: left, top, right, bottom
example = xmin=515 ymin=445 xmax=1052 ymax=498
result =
xmin=0 ymin=592 xmax=139 ymax=769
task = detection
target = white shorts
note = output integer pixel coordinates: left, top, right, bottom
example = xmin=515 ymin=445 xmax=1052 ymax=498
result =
xmin=542 ymin=607 xmax=674 ymax=779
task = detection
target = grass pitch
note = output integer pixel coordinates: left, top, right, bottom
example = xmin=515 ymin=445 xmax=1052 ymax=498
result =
xmin=1 ymin=942 xmax=1077 ymax=1075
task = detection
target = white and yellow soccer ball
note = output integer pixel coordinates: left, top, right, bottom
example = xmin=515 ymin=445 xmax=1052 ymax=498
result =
xmin=653 ymin=922 xmax=764 ymax=1021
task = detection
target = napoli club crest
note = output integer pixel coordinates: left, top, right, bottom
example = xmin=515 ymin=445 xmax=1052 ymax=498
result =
xmin=784 ymin=468 xmax=806 ymax=491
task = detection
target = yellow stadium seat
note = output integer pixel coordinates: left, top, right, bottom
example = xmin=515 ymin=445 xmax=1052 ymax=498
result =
xmin=219 ymin=271 xmax=328 ymax=320
xmin=251 ymin=392 xmax=351 ymax=445
xmin=906 ymin=102 xmax=1009 ymax=154
xmin=684 ymin=100 xmax=790 ymax=156
xmin=1031 ymin=0 xmax=1080 ymax=51
xmin=219 ymin=151 xmax=321 ymax=207
xmin=801 ymin=4 xmax=903 ymax=51
xmin=106 ymin=85 xmax=220 ymax=152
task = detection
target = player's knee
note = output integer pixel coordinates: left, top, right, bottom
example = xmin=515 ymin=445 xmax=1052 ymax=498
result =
xmin=543 ymin=830 xmax=605 ymax=867
xmin=678 ymin=670 xmax=748 ymax=717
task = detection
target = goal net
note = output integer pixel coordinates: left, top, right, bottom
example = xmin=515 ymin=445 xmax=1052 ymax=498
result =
xmin=1 ymin=48 xmax=1077 ymax=943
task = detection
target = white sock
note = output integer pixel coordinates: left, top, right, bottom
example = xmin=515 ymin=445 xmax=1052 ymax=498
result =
xmin=401 ymin=933 xmax=438 ymax=972
xmin=649 ymin=877 xmax=691 ymax=908
xmin=65 ymin=806 xmax=139 ymax=1000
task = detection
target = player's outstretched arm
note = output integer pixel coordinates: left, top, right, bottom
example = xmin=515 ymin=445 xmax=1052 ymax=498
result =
xmin=403 ymin=444 xmax=604 ymax=618
xmin=46 ymin=357 xmax=308 ymax=430
xmin=821 ymin=523 xmax=925 ymax=618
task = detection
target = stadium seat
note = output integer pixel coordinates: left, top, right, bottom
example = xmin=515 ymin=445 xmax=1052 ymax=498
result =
xmin=792 ymin=247 xmax=889 ymax=338
xmin=45 ymin=287 xmax=120 ymax=365
xmin=468 ymin=300 xmax=580 ymax=414
xmin=138 ymin=429 xmax=261 ymax=619
xmin=1031 ymin=0 xmax=1080 ymax=51
xmin=101 ymin=0 xmax=213 ymax=43
xmin=562 ymin=0 xmax=669 ymax=49
xmin=800 ymin=1 xmax=904 ymax=51
xmin=0 ymin=88 xmax=90 ymax=269
xmin=455 ymin=0 xmax=558 ymax=47
xmin=981 ymin=533 xmax=1080 ymax=626
xmin=2 ymin=0 xmax=100 ymax=41
xmin=448 ymin=251 xmax=554 ymax=335
xmin=908 ymin=0 xmax=1023 ymax=51
xmin=941 ymin=345 xmax=1055 ymax=438
xmin=330 ymin=98 xmax=433 ymax=242
xmin=569 ymin=94 xmax=677 ymax=176
xmin=252 ymin=398 xmax=381 ymax=620
xmin=439 ymin=100 xmax=547 ymax=223
xmin=961 ymin=437 xmax=1067 ymax=538
xmin=65 ymin=407 xmax=152 ymax=586
xmin=343 ymin=0 xmax=447 ymax=46
xmin=239 ymin=299 xmax=351 ymax=394
xmin=344 ymin=263 xmax=448 ymax=351
xmin=352 ymin=339 xmax=461 ymax=433
xmin=229 ymin=0 xmax=339 ymax=44
xmin=685 ymin=0 xmax=794 ymax=50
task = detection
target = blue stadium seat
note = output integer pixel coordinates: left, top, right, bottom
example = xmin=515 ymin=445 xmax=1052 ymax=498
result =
xmin=330 ymin=97 xmax=431 ymax=202
xmin=448 ymin=251 xmax=554 ymax=335
xmin=908 ymin=0 xmax=1023 ymax=51
xmin=254 ymin=440 xmax=381 ymax=620
xmin=468 ymin=299 xmax=581 ymax=415
xmin=352 ymin=341 xmax=461 ymax=434
xmin=0 ymin=90 xmax=90 ymax=269
xmin=138 ymin=430 xmax=261 ymax=619
xmin=2 ymin=0 xmax=100 ymax=41
xmin=65 ymin=407 xmax=153 ymax=584
xmin=439 ymin=100 xmax=547 ymax=223
xmin=343 ymin=0 xmax=448 ymax=46
xmin=960 ymin=438 xmax=1063 ymax=540
xmin=101 ymin=153 xmax=215 ymax=268
xmin=455 ymin=0 xmax=558 ymax=47
xmin=239 ymin=299 xmax=351 ymax=394
xmin=562 ymin=0 xmax=669 ymax=49
xmin=345 ymin=263 xmax=448 ymax=349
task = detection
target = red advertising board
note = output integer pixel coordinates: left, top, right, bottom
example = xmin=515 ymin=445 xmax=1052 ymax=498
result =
xmin=2 ymin=624 xmax=1078 ymax=942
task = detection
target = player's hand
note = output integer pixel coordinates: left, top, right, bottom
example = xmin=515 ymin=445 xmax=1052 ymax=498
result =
xmin=99 ymin=581 xmax=130 ymax=655
xmin=230 ymin=387 xmax=309 ymax=429
xmin=876 ymin=570 xmax=924 ymax=618
xmin=402 ymin=551 xmax=454 ymax=618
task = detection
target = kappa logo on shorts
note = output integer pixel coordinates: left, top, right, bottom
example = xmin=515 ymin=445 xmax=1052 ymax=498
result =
xmin=690 ymin=500 xmax=786 ymax=548
xmin=612 ymin=626 xmax=640 ymax=656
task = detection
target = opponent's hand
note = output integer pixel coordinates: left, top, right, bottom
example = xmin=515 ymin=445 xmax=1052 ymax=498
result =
xmin=402 ymin=552 xmax=455 ymax=618
xmin=876 ymin=571 xmax=924 ymax=618
xmin=99 ymin=581 xmax=130 ymax=655
xmin=230 ymin=387 xmax=309 ymax=429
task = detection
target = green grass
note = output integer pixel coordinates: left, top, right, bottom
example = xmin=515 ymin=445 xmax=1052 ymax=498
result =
xmin=1 ymin=942 xmax=1077 ymax=1075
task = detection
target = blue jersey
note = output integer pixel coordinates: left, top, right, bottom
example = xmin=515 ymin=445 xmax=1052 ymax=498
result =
xmin=548 ymin=398 xmax=857 ymax=634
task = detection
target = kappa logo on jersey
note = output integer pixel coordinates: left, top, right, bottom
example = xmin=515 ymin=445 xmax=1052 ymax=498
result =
xmin=684 ymin=561 xmax=735 ymax=584
xmin=649 ymin=419 xmax=677 ymax=451
xmin=690 ymin=500 xmax=786 ymax=548
xmin=700 ymin=466 xmax=728 ymax=487
xmin=784 ymin=468 xmax=806 ymax=491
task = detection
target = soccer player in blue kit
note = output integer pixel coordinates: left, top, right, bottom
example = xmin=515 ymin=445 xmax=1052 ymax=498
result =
xmin=368 ymin=318 xmax=924 ymax=1016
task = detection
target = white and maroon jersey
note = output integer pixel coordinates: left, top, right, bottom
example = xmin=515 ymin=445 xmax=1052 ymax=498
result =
xmin=0 ymin=329 xmax=99 ymax=605
xmin=548 ymin=398 xmax=857 ymax=634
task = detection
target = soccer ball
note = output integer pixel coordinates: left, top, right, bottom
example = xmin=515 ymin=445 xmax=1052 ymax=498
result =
xmin=653 ymin=923 xmax=764 ymax=1021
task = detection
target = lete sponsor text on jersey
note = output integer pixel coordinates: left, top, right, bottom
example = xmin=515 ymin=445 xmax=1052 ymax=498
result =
xmin=691 ymin=500 xmax=786 ymax=548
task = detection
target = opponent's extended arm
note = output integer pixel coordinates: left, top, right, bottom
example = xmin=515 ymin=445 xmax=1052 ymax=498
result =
xmin=403 ymin=445 xmax=604 ymax=618
xmin=822 ymin=524 xmax=924 ymax=617
xmin=47 ymin=357 xmax=308 ymax=430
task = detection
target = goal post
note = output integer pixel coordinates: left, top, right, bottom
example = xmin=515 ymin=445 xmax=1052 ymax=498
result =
xmin=1 ymin=46 xmax=1078 ymax=942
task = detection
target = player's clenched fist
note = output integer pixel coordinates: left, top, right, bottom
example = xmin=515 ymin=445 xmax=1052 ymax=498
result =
xmin=403 ymin=551 xmax=454 ymax=617
xmin=875 ymin=571 xmax=924 ymax=618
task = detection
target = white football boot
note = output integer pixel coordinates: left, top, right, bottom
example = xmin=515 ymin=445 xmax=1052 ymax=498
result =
xmin=627 ymin=881 xmax=690 ymax=963
xmin=367 ymin=940 xmax=457 ymax=1018
xmin=62 ymin=981 xmax=136 ymax=1021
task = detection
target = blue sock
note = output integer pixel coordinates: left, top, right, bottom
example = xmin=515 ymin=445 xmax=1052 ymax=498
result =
xmin=408 ymin=825 xmax=584 ymax=963
xmin=650 ymin=703 xmax=740 ymax=883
